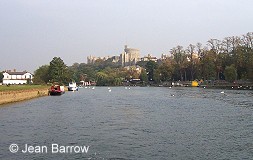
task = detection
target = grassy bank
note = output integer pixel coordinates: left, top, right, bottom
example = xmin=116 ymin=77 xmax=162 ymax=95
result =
xmin=0 ymin=85 xmax=49 ymax=92
xmin=0 ymin=85 xmax=49 ymax=105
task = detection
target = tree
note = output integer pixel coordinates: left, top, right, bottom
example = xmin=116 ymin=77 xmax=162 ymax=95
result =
xmin=136 ymin=61 xmax=148 ymax=68
xmin=68 ymin=63 xmax=80 ymax=82
xmin=157 ymin=59 xmax=174 ymax=82
xmin=171 ymin=46 xmax=186 ymax=80
xmin=33 ymin=65 xmax=50 ymax=84
xmin=242 ymin=32 xmax=253 ymax=48
xmin=201 ymin=51 xmax=216 ymax=80
xmin=78 ymin=63 xmax=96 ymax=81
xmin=0 ymin=72 xmax=3 ymax=83
xmin=139 ymin=69 xmax=148 ymax=82
xmin=145 ymin=60 xmax=158 ymax=81
xmin=96 ymin=71 xmax=108 ymax=86
xmin=224 ymin=64 xmax=237 ymax=82
xmin=48 ymin=57 xmax=69 ymax=84
xmin=248 ymin=52 xmax=253 ymax=81
xmin=234 ymin=46 xmax=248 ymax=79
xmin=207 ymin=39 xmax=221 ymax=54
xmin=104 ymin=58 xmax=120 ymax=68
xmin=186 ymin=44 xmax=196 ymax=80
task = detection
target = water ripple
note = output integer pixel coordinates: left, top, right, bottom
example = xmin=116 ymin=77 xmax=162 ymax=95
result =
xmin=0 ymin=87 xmax=252 ymax=159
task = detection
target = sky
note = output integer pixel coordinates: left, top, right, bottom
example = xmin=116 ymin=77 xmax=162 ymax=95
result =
xmin=0 ymin=0 xmax=252 ymax=72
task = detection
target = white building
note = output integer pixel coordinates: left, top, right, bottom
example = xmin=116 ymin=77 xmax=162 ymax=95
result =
xmin=2 ymin=71 xmax=33 ymax=85
xmin=140 ymin=54 xmax=158 ymax=62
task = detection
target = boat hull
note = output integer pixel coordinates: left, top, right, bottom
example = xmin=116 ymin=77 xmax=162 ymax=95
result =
xmin=68 ymin=82 xmax=78 ymax=91
xmin=68 ymin=87 xmax=78 ymax=91
xmin=49 ymin=85 xmax=65 ymax=96
xmin=49 ymin=91 xmax=65 ymax=96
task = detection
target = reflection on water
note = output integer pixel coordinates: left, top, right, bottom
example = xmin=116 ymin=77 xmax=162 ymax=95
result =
xmin=0 ymin=87 xmax=252 ymax=159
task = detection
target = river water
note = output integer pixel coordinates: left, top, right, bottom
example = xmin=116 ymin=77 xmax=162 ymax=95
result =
xmin=0 ymin=87 xmax=252 ymax=160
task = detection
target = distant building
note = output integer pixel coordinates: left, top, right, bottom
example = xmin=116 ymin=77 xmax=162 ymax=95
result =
xmin=161 ymin=53 xmax=171 ymax=60
xmin=87 ymin=55 xmax=97 ymax=64
xmin=120 ymin=45 xmax=140 ymax=66
xmin=186 ymin=53 xmax=199 ymax=62
xmin=124 ymin=65 xmax=142 ymax=74
xmin=191 ymin=53 xmax=199 ymax=59
xmin=140 ymin=54 xmax=157 ymax=62
xmin=2 ymin=70 xmax=33 ymax=84
xmin=87 ymin=45 xmax=140 ymax=66
xmin=87 ymin=55 xmax=110 ymax=64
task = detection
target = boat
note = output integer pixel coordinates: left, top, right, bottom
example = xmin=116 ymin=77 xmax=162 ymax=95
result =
xmin=68 ymin=82 xmax=78 ymax=91
xmin=191 ymin=80 xmax=199 ymax=87
xmin=49 ymin=85 xmax=65 ymax=95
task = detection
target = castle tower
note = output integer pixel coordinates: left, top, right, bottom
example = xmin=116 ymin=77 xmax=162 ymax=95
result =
xmin=120 ymin=45 xmax=140 ymax=66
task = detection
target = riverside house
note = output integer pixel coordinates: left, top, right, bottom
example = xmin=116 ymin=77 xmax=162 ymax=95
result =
xmin=2 ymin=70 xmax=33 ymax=85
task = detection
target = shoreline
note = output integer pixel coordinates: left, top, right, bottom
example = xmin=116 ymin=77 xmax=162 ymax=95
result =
xmin=0 ymin=88 xmax=49 ymax=105
xmin=0 ymin=84 xmax=252 ymax=106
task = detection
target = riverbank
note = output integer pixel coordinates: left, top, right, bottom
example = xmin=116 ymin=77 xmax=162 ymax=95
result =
xmin=0 ymin=85 xmax=49 ymax=105
xmin=151 ymin=80 xmax=253 ymax=90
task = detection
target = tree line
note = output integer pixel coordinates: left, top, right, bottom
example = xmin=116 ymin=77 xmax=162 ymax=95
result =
xmin=167 ymin=32 xmax=253 ymax=82
xmin=33 ymin=32 xmax=253 ymax=86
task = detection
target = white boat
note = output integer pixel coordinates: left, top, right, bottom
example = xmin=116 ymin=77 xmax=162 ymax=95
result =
xmin=68 ymin=82 xmax=78 ymax=91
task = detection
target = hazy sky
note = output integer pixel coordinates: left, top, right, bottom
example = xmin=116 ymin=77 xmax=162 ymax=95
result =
xmin=1 ymin=0 xmax=252 ymax=72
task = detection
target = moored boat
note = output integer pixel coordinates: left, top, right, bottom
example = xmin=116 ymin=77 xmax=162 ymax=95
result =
xmin=191 ymin=80 xmax=199 ymax=87
xmin=49 ymin=85 xmax=65 ymax=95
xmin=68 ymin=82 xmax=78 ymax=91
